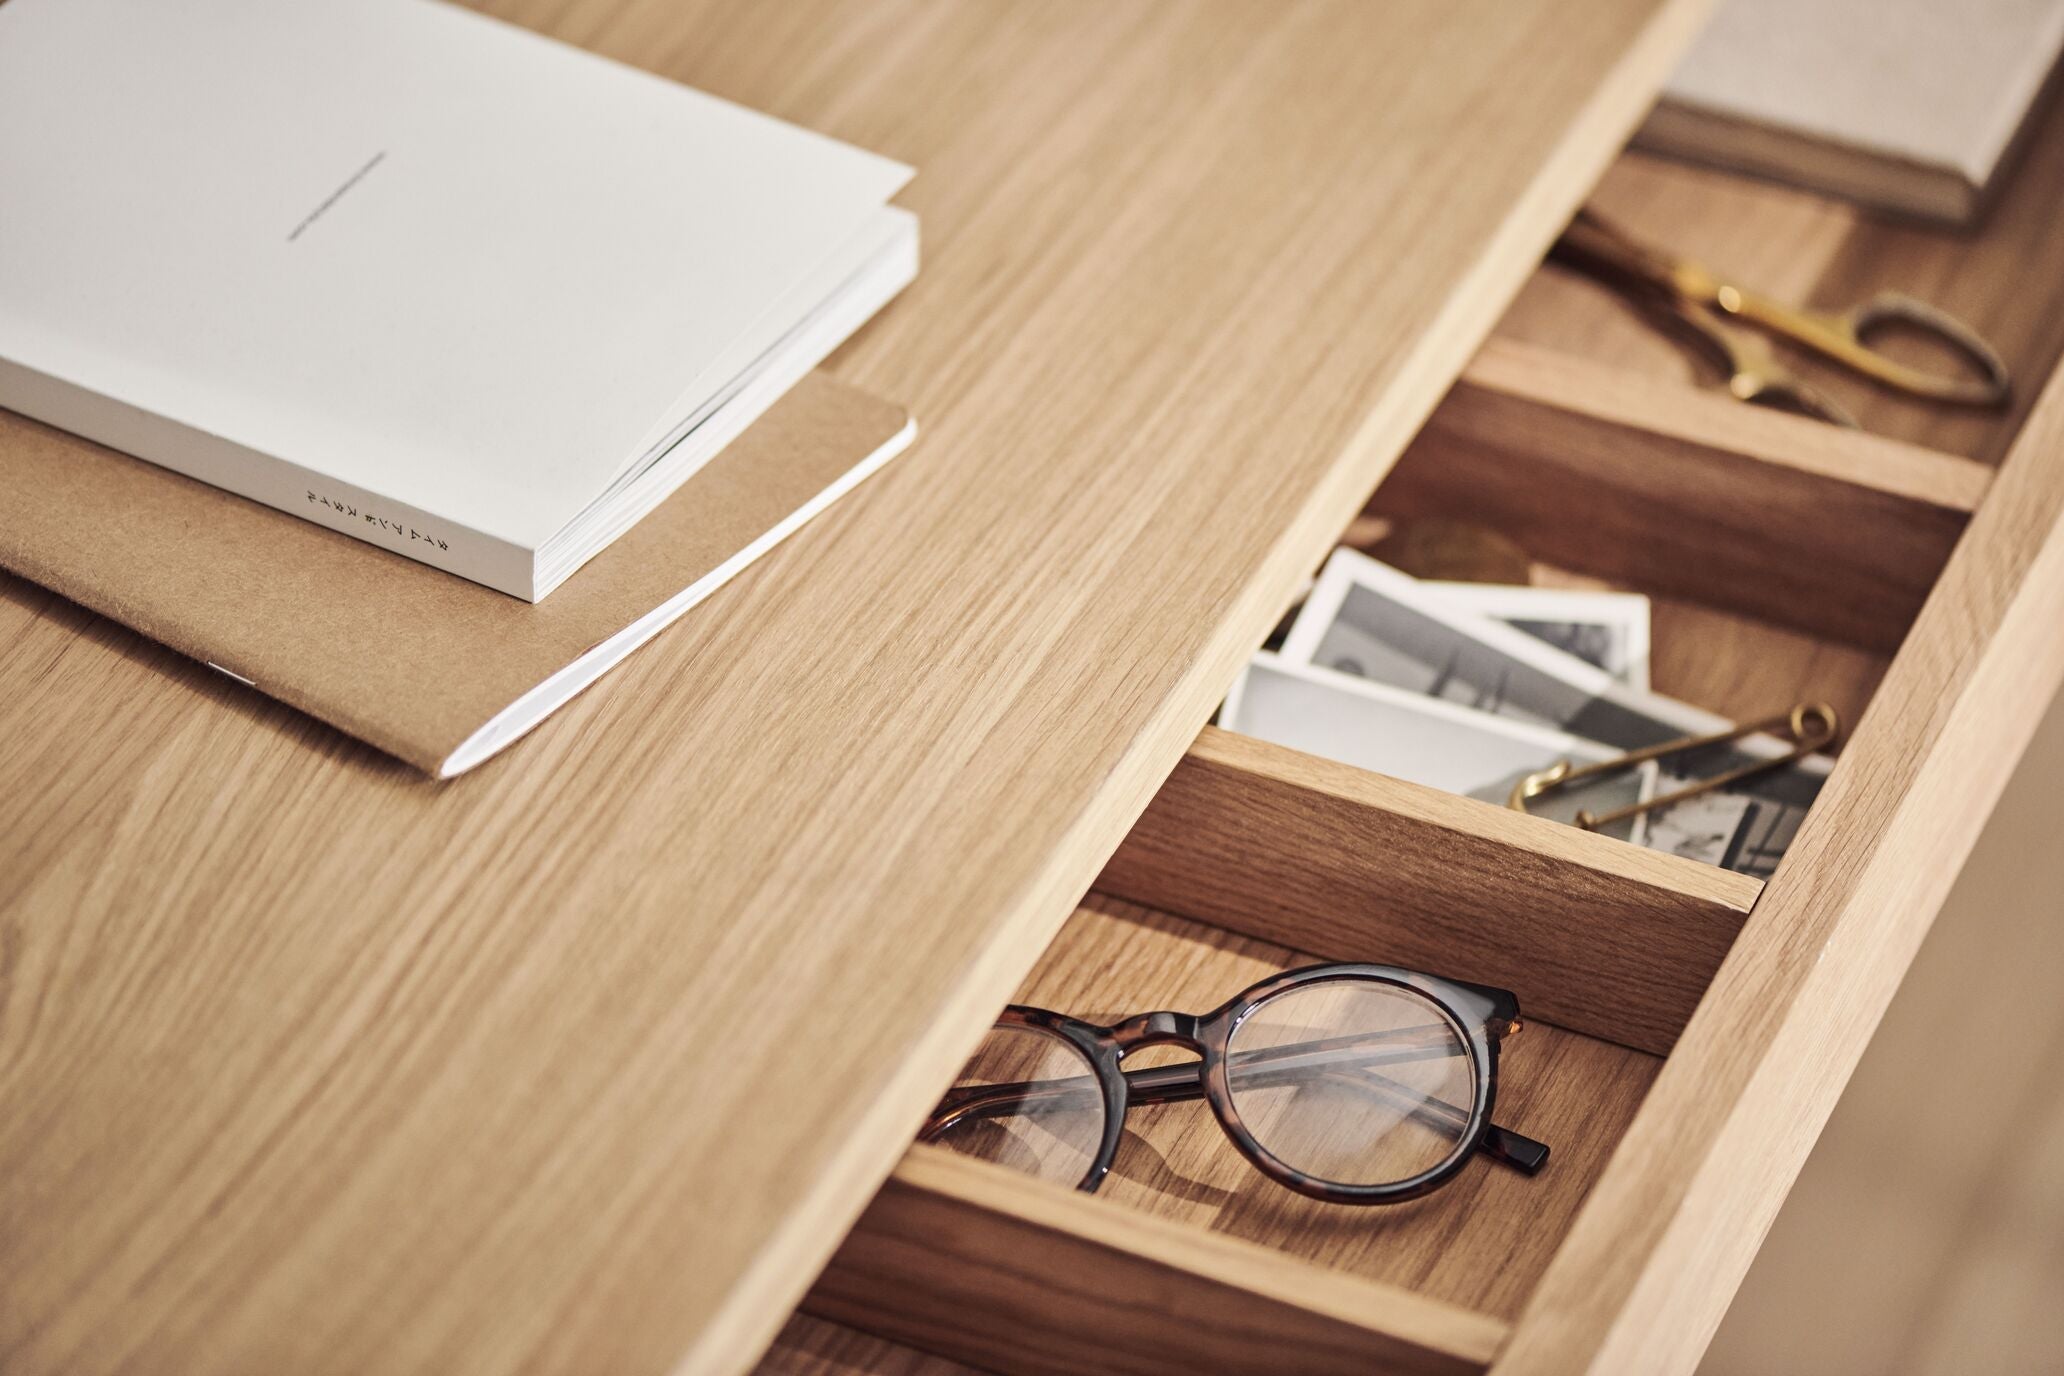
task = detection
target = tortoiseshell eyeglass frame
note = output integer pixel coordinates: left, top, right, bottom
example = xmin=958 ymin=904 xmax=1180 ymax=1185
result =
xmin=919 ymin=963 xmax=1549 ymax=1205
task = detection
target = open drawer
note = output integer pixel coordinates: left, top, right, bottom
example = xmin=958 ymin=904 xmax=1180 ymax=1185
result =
xmin=777 ymin=141 xmax=2064 ymax=1375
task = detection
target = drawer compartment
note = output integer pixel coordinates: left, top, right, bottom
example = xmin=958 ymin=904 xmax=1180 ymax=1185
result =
xmin=1390 ymin=339 xmax=1987 ymax=654
xmin=793 ymin=145 xmax=2064 ymax=1376
xmin=1497 ymin=102 xmax=2064 ymax=468
xmin=808 ymin=891 xmax=1656 ymax=1376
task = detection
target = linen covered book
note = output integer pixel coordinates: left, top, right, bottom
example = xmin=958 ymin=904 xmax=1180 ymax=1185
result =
xmin=1638 ymin=0 xmax=2064 ymax=224
xmin=0 ymin=374 xmax=914 ymax=777
xmin=0 ymin=0 xmax=917 ymax=600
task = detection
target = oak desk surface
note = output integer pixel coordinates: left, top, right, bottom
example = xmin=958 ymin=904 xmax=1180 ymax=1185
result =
xmin=0 ymin=3 xmax=1699 ymax=1373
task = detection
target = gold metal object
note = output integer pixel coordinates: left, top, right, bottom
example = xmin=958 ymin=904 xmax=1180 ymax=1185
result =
xmin=1508 ymin=701 xmax=1840 ymax=832
xmin=1552 ymin=210 xmax=2010 ymax=423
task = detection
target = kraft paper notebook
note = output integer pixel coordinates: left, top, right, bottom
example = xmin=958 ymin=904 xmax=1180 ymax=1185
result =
xmin=0 ymin=374 xmax=914 ymax=777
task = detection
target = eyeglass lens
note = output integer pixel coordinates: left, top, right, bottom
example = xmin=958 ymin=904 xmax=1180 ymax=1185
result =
xmin=926 ymin=1022 xmax=1106 ymax=1186
xmin=1225 ymin=979 xmax=1474 ymax=1186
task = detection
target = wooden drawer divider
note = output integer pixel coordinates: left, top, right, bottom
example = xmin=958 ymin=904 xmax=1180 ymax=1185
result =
xmin=809 ymin=1149 xmax=1505 ymax=1376
xmin=1382 ymin=338 xmax=1992 ymax=653
xmin=1096 ymin=725 xmax=1754 ymax=1056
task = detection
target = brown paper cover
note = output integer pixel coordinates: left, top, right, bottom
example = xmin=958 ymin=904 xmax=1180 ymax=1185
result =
xmin=0 ymin=372 xmax=910 ymax=774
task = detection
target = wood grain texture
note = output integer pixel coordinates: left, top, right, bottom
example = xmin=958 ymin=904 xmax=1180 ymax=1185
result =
xmin=1382 ymin=339 xmax=1988 ymax=651
xmin=1492 ymin=295 xmax=2064 ymax=1374
xmin=756 ymin=1316 xmax=981 ymax=1376
xmin=1498 ymin=82 xmax=2064 ymax=464
xmin=1639 ymin=587 xmax=1891 ymax=752
xmin=0 ymin=3 xmax=1704 ymax=1375
xmin=1701 ymin=686 xmax=2064 ymax=1375
xmin=812 ymin=1150 xmax=1504 ymax=1376
xmin=1096 ymin=725 xmax=1757 ymax=1055
xmin=811 ymin=896 xmax=1659 ymax=1370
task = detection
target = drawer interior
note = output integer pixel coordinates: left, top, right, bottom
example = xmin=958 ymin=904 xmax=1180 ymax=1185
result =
xmin=785 ymin=135 xmax=2064 ymax=1376
xmin=1498 ymin=119 xmax=2064 ymax=466
xmin=1380 ymin=338 xmax=1985 ymax=660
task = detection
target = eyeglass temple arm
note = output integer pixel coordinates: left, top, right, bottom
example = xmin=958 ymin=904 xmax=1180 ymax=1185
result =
xmin=920 ymin=1074 xmax=1100 ymax=1142
xmin=921 ymin=1026 xmax=1464 ymax=1130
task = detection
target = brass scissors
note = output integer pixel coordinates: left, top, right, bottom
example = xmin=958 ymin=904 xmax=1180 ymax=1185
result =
xmin=1551 ymin=210 xmax=2010 ymax=427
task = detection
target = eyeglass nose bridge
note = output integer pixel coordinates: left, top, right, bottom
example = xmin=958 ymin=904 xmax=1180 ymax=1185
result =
xmin=1107 ymin=1009 xmax=1201 ymax=1053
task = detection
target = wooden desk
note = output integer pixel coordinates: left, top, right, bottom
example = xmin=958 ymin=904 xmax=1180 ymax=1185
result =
xmin=0 ymin=3 xmax=1700 ymax=1374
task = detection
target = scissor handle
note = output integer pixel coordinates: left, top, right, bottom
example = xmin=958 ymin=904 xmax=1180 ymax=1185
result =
xmin=1726 ymin=288 xmax=2011 ymax=408
xmin=1847 ymin=293 xmax=2012 ymax=406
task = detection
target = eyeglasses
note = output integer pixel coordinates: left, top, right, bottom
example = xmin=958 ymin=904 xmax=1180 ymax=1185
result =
xmin=919 ymin=963 xmax=1548 ymax=1204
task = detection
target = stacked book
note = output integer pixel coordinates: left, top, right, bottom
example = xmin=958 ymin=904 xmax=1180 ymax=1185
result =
xmin=0 ymin=0 xmax=921 ymax=774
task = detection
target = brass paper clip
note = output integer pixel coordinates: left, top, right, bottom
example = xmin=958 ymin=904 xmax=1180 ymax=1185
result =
xmin=1508 ymin=702 xmax=1840 ymax=832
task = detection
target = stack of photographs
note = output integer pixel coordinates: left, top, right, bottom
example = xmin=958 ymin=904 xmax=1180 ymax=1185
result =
xmin=1222 ymin=548 xmax=1828 ymax=877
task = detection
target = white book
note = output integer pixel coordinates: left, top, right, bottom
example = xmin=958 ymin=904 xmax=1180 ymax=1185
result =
xmin=0 ymin=0 xmax=917 ymax=600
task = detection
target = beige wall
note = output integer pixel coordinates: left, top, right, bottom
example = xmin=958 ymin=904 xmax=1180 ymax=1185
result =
xmin=1701 ymin=684 xmax=2064 ymax=1374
